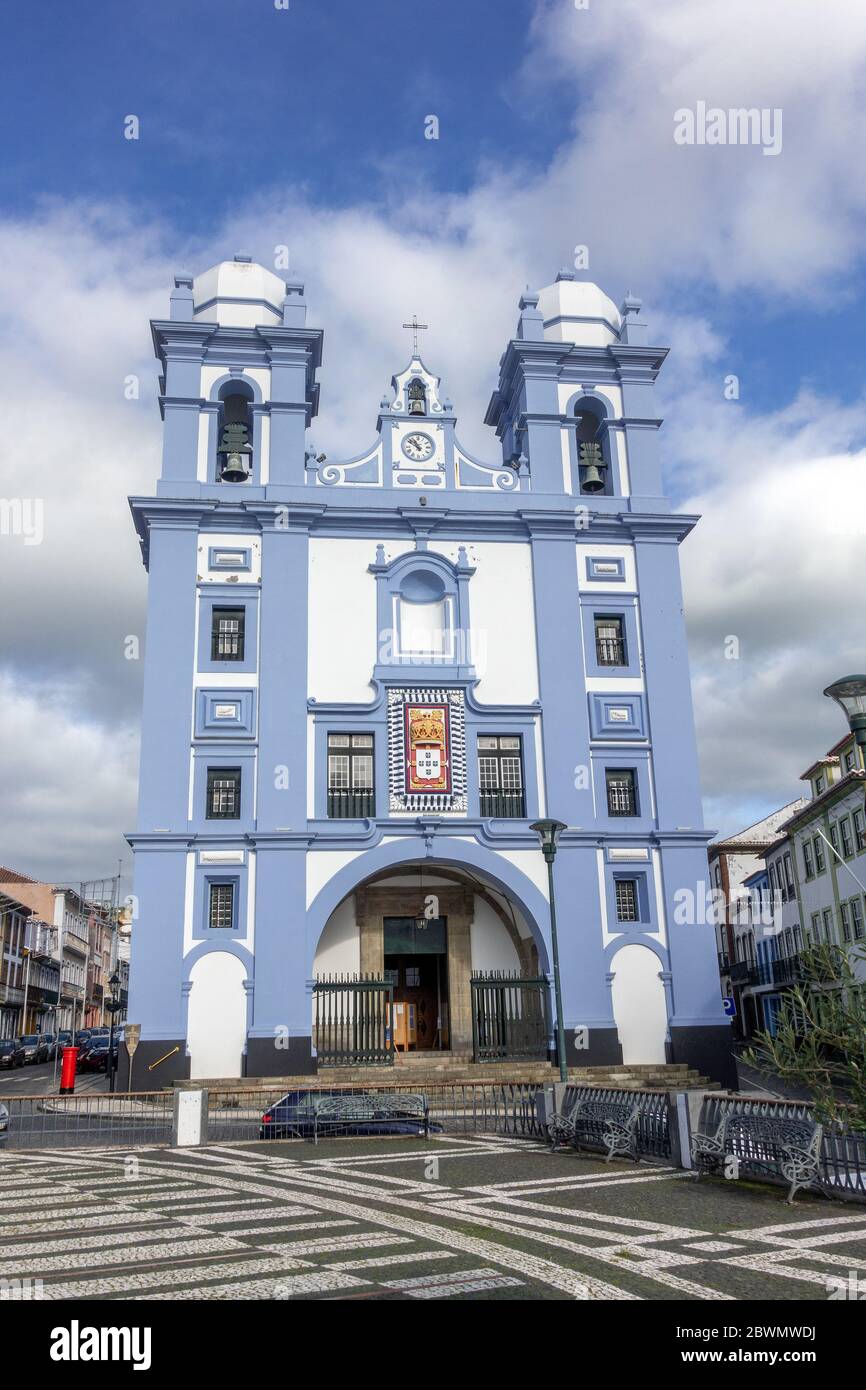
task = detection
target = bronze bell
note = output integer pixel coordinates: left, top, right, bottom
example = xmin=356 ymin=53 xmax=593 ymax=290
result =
xmin=218 ymin=421 xmax=252 ymax=481
xmin=580 ymin=441 xmax=606 ymax=493
xmin=407 ymin=380 xmax=427 ymax=416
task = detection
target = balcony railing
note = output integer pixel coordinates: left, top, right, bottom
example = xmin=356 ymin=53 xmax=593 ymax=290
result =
xmin=596 ymin=637 xmax=626 ymax=667
xmin=479 ymin=789 xmax=526 ymax=819
xmin=729 ymin=960 xmax=757 ymax=986
xmin=327 ymin=789 xmax=375 ymax=819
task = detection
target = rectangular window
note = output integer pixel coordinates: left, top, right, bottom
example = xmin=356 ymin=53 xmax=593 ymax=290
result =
xmin=845 ymin=749 xmax=856 ymax=772
xmin=211 ymin=607 xmax=245 ymax=661
xmin=615 ymin=879 xmax=639 ymax=922
xmin=327 ymin=733 xmax=375 ymax=817
xmin=606 ymin=768 xmax=638 ymax=817
xmin=814 ymin=836 xmax=826 ymax=873
xmin=783 ymin=852 xmax=794 ymax=899
xmin=840 ymin=902 xmax=851 ymax=942
xmin=829 ymin=822 xmax=840 ymax=854
xmin=854 ymin=809 xmax=866 ymax=852
xmin=478 ymin=735 xmax=525 ymax=818
xmin=208 ymin=882 xmax=234 ymax=930
xmin=815 ymin=775 xmax=825 ymax=795
xmin=810 ymin=912 xmax=821 ymax=944
xmin=206 ymin=767 xmax=241 ymax=819
xmin=822 ymin=908 xmax=835 ymax=944
xmin=852 ymin=898 xmax=865 ymax=940
xmin=594 ymin=614 xmax=626 ymax=667
xmin=803 ymin=841 xmax=814 ymax=879
xmin=840 ymin=817 xmax=854 ymax=858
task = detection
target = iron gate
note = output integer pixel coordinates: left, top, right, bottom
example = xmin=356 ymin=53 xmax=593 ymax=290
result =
xmin=313 ymin=974 xmax=394 ymax=1066
xmin=470 ymin=971 xmax=550 ymax=1062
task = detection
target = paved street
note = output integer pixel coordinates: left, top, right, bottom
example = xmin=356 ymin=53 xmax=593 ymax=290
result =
xmin=1 ymin=1135 xmax=865 ymax=1300
xmin=0 ymin=1062 xmax=111 ymax=1098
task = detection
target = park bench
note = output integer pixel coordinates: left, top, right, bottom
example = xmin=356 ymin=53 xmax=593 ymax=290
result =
xmin=692 ymin=1110 xmax=824 ymax=1204
xmin=548 ymin=1091 xmax=641 ymax=1163
xmin=312 ymin=1091 xmax=430 ymax=1143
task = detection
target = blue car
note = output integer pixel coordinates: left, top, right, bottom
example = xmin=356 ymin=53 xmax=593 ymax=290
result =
xmin=259 ymin=1089 xmax=438 ymax=1141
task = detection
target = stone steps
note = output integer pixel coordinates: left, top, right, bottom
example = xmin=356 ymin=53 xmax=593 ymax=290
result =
xmin=184 ymin=1060 xmax=715 ymax=1093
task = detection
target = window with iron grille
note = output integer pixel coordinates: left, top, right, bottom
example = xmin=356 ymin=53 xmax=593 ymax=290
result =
xmin=208 ymin=882 xmax=234 ymax=930
xmin=206 ymin=767 xmax=241 ymax=819
xmin=606 ymin=768 xmax=637 ymax=817
xmin=615 ymin=878 xmax=639 ymax=922
xmin=594 ymin=614 xmax=626 ymax=667
xmin=327 ymin=733 xmax=375 ymax=817
xmin=211 ymin=607 xmax=245 ymax=661
xmin=478 ymin=735 xmax=525 ymax=817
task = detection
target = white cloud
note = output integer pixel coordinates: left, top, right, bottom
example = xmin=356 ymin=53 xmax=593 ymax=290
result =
xmin=3 ymin=0 xmax=866 ymax=871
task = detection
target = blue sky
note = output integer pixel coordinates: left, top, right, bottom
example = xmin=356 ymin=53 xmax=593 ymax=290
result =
xmin=1 ymin=0 xmax=865 ymax=881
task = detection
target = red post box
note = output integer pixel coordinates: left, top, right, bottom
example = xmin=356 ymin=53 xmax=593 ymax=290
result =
xmin=59 ymin=1045 xmax=79 ymax=1095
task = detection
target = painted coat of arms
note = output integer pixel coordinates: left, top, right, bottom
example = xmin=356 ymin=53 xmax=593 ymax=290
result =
xmin=405 ymin=703 xmax=451 ymax=795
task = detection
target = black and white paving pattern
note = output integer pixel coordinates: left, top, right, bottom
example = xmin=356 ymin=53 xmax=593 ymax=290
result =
xmin=1 ymin=1135 xmax=865 ymax=1300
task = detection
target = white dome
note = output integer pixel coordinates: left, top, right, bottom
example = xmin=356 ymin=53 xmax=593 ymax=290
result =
xmin=536 ymin=277 xmax=622 ymax=347
xmin=192 ymin=258 xmax=286 ymax=328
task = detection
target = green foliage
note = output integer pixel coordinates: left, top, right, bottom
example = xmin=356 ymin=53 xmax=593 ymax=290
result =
xmin=744 ymin=943 xmax=866 ymax=1133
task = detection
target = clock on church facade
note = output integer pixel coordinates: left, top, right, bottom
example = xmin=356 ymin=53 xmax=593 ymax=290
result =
xmin=125 ymin=255 xmax=734 ymax=1087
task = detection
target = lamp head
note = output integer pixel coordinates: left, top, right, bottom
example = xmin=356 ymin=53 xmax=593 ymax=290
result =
xmin=530 ymin=818 xmax=567 ymax=862
xmin=823 ymin=676 xmax=866 ymax=737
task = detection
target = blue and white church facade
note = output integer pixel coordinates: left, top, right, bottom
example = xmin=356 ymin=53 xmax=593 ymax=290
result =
xmin=126 ymin=255 xmax=734 ymax=1085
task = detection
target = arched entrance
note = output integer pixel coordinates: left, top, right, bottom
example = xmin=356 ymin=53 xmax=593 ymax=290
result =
xmin=311 ymin=858 xmax=549 ymax=1064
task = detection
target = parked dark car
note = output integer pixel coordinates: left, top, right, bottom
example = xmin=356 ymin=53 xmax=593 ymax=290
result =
xmin=56 ymin=1031 xmax=73 ymax=1051
xmin=0 ymin=1039 xmax=25 ymax=1069
xmin=78 ymin=1037 xmax=119 ymax=1073
xmin=39 ymin=1033 xmax=57 ymax=1061
xmin=19 ymin=1034 xmax=48 ymax=1065
xmin=259 ymin=1090 xmax=437 ymax=1141
xmin=0 ymin=1101 xmax=8 ymax=1148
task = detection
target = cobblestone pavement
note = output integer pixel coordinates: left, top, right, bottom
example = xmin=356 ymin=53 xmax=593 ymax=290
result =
xmin=1 ymin=1134 xmax=865 ymax=1300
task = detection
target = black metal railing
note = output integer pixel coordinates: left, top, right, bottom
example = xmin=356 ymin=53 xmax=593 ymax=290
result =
xmin=728 ymin=959 xmax=757 ymax=985
xmin=595 ymin=637 xmax=626 ymax=666
xmin=327 ymin=789 xmax=376 ymax=819
xmin=471 ymin=972 xmax=549 ymax=1062
xmin=479 ymin=789 xmax=526 ymax=819
xmin=313 ymin=974 xmax=394 ymax=1066
xmin=0 ymin=1092 xmax=173 ymax=1150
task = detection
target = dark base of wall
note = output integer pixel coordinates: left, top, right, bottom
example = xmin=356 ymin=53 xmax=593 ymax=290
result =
xmin=562 ymin=1027 xmax=623 ymax=1070
xmin=245 ymin=1035 xmax=316 ymax=1078
xmin=668 ymin=1024 xmax=737 ymax=1089
xmin=122 ymin=1040 xmax=189 ymax=1091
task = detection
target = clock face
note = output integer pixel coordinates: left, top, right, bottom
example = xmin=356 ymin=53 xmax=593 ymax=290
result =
xmin=402 ymin=431 xmax=435 ymax=462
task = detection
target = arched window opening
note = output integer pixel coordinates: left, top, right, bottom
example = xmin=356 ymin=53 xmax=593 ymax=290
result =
xmin=407 ymin=378 xmax=427 ymax=417
xmin=575 ymin=404 xmax=607 ymax=495
xmin=217 ymin=391 xmax=253 ymax=482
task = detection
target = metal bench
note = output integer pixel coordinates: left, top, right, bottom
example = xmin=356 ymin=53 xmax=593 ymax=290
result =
xmin=312 ymin=1092 xmax=429 ymax=1143
xmin=548 ymin=1093 xmax=641 ymax=1163
xmin=692 ymin=1111 xmax=824 ymax=1204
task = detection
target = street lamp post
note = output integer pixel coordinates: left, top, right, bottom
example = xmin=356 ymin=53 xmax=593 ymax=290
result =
xmin=106 ymin=972 xmax=121 ymax=1094
xmin=530 ymin=819 xmax=568 ymax=1083
xmin=823 ymin=676 xmax=866 ymax=798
